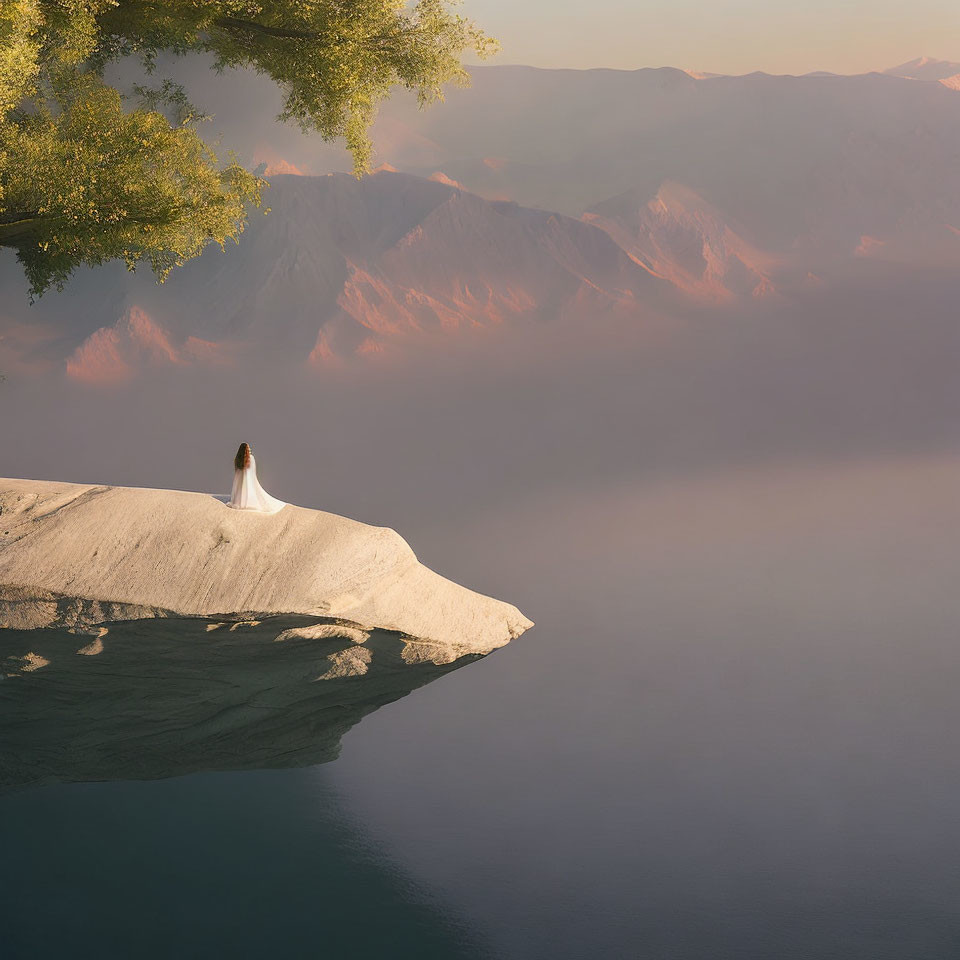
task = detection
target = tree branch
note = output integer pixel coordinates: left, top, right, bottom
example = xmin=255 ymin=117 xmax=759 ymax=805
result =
xmin=212 ymin=17 xmax=321 ymax=41
xmin=211 ymin=16 xmax=408 ymax=50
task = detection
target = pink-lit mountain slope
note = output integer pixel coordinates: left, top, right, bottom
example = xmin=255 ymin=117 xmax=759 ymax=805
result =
xmin=0 ymin=171 xmax=677 ymax=375
xmin=584 ymin=182 xmax=784 ymax=301
xmin=64 ymin=307 xmax=230 ymax=384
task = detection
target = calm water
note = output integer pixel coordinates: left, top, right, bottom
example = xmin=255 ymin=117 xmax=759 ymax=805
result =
xmin=4 ymin=456 xmax=960 ymax=958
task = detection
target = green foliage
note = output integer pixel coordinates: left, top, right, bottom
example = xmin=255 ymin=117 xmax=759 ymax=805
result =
xmin=96 ymin=0 xmax=497 ymax=172
xmin=0 ymin=0 xmax=41 ymax=114
xmin=0 ymin=0 xmax=494 ymax=296
xmin=3 ymin=73 xmax=261 ymax=295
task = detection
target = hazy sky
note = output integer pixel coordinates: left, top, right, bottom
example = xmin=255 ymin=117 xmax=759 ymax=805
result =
xmin=468 ymin=0 xmax=960 ymax=75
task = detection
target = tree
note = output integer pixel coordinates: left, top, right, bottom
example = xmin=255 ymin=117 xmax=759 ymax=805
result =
xmin=0 ymin=0 xmax=495 ymax=297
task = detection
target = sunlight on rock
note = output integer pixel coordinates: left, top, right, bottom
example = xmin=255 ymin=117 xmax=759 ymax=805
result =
xmin=0 ymin=478 xmax=532 ymax=664
xmin=4 ymin=651 xmax=50 ymax=676
xmin=73 ymin=627 xmax=108 ymax=656
xmin=275 ymin=623 xmax=370 ymax=645
xmin=315 ymin=646 xmax=373 ymax=681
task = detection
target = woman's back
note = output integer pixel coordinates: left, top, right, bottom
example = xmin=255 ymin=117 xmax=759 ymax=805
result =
xmin=227 ymin=443 xmax=286 ymax=514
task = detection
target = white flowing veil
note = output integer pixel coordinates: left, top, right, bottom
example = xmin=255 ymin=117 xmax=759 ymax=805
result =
xmin=227 ymin=452 xmax=286 ymax=514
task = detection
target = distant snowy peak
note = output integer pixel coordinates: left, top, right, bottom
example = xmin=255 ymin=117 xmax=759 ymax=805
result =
xmin=884 ymin=56 xmax=960 ymax=81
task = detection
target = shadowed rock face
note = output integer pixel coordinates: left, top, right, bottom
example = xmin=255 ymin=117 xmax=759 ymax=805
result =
xmin=0 ymin=616 xmax=479 ymax=793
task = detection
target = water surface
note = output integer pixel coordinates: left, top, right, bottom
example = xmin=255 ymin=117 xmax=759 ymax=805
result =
xmin=4 ymin=456 xmax=960 ymax=958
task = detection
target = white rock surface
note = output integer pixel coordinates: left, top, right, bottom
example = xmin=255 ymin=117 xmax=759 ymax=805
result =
xmin=0 ymin=478 xmax=532 ymax=662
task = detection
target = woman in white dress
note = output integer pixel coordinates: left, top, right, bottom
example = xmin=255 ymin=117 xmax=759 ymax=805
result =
xmin=227 ymin=442 xmax=286 ymax=514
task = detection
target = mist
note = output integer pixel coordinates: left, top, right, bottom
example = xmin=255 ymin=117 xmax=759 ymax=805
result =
xmin=4 ymin=52 xmax=960 ymax=958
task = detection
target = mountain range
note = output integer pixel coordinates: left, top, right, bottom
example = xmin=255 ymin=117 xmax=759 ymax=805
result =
xmin=1 ymin=171 xmax=682 ymax=377
xmin=3 ymin=60 xmax=960 ymax=378
xmin=884 ymin=56 xmax=960 ymax=82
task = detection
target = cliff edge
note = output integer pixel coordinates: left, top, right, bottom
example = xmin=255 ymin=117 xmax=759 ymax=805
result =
xmin=0 ymin=478 xmax=532 ymax=663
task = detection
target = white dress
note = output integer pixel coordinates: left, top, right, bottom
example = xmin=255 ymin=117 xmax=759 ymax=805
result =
xmin=227 ymin=452 xmax=286 ymax=514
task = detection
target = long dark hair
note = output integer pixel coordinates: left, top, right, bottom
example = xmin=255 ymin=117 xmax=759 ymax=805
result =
xmin=234 ymin=442 xmax=252 ymax=471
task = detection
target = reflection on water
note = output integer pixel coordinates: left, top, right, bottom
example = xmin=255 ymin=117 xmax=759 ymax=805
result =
xmin=0 ymin=616 xmax=478 ymax=792
xmin=0 ymin=771 xmax=486 ymax=960
xmin=326 ymin=456 xmax=960 ymax=960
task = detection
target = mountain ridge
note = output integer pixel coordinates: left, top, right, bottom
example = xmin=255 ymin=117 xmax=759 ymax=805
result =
xmin=2 ymin=171 xmax=683 ymax=378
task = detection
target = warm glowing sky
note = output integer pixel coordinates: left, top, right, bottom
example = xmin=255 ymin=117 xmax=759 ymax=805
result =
xmin=466 ymin=0 xmax=960 ymax=75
